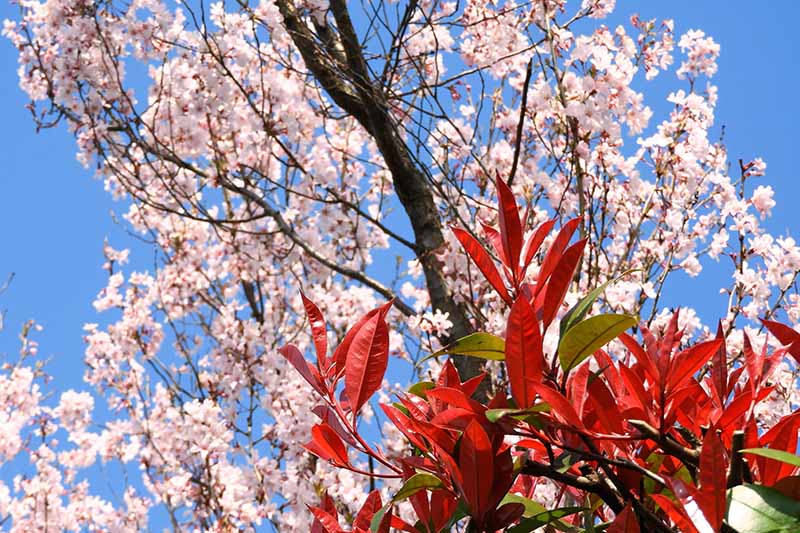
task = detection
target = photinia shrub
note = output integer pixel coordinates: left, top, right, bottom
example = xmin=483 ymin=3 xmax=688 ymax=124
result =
xmin=285 ymin=179 xmax=800 ymax=532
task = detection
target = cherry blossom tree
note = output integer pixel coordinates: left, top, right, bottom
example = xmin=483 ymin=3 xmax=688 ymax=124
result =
xmin=1 ymin=0 xmax=798 ymax=530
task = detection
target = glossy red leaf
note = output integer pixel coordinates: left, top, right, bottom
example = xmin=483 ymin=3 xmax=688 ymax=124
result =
xmin=344 ymin=310 xmax=389 ymax=420
xmin=650 ymin=493 xmax=700 ymax=533
xmin=278 ymin=344 xmax=327 ymax=396
xmin=425 ymin=387 xmax=483 ymax=413
xmin=353 ymin=490 xmax=383 ymax=531
xmin=620 ymin=332 xmax=660 ymax=384
xmin=301 ymin=292 xmax=329 ymax=369
xmin=461 ymin=373 xmax=487 ymax=398
xmin=534 ymin=217 xmax=581 ymax=295
xmin=389 ymin=515 xmax=416 ymax=533
xmin=762 ymin=319 xmax=800 ymax=365
xmin=586 ymin=377 xmax=624 ymax=434
xmin=505 ymin=297 xmax=543 ymax=408
xmin=658 ymin=311 xmax=682 ymax=373
xmin=698 ymin=430 xmax=727 ymax=531
xmin=308 ymin=506 xmax=344 ymax=533
xmin=711 ymin=322 xmax=728 ymax=406
xmin=330 ymin=301 xmax=392 ymax=380
xmin=542 ymin=238 xmax=587 ymax=329
xmin=716 ymin=388 xmax=754 ymax=433
xmin=396 ymin=393 xmax=432 ymax=421
xmin=666 ymin=339 xmax=723 ymax=393
xmin=568 ymin=362 xmax=591 ymax=420
xmin=743 ymin=333 xmax=762 ymax=394
xmin=380 ymin=404 xmax=429 ymax=452
xmin=521 ymin=218 xmax=557 ymax=274
xmin=761 ymin=319 xmax=800 ymax=346
xmin=617 ymin=363 xmax=653 ymax=423
xmin=452 ymin=226 xmax=513 ymax=304
xmin=759 ymin=412 xmax=800 ymax=485
xmin=311 ymin=492 xmax=338 ymax=533
xmin=430 ymin=407 xmax=480 ymax=432
xmin=607 ymin=503 xmax=638 ymax=533
xmin=305 ymin=423 xmax=350 ymax=467
xmin=495 ymin=174 xmax=523 ymax=278
xmin=430 ymin=490 xmax=459 ymax=532
xmin=459 ymin=419 xmax=495 ymax=521
xmin=480 ymin=221 xmax=508 ymax=267
xmin=530 ymin=382 xmax=584 ymax=430
xmin=311 ymin=405 xmax=358 ymax=447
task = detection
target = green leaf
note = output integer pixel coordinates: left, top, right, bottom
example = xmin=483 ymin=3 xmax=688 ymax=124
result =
xmin=726 ymin=483 xmax=800 ymax=533
xmin=485 ymin=403 xmax=550 ymax=423
xmin=408 ymin=381 xmax=435 ymax=398
xmin=742 ymin=448 xmax=800 ymax=469
xmin=392 ymin=473 xmax=443 ymax=502
xmin=506 ymin=506 xmax=584 ymax=533
xmin=499 ymin=494 xmax=547 ymax=518
xmin=559 ymin=271 xmax=637 ymax=337
xmin=369 ymin=501 xmax=392 ymax=532
xmin=418 ymin=333 xmax=505 ymax=366
xmin=558 ymin=314 xmax=637 ymax=372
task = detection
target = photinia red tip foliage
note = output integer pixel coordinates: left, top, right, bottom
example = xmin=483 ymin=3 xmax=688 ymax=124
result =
xmin=282 ymin=179 xmax=800 ymax=532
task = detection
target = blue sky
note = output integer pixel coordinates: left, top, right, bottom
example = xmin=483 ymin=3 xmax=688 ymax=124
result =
xmin=0 ymin=0 xmax=798 ymax=526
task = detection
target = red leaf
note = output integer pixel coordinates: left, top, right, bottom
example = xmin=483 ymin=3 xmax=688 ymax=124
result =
xmin=301 ymin=292 xmax=329 ymax=369
xmin=430 ymin=490 xmax=459 ymax=532
xmin=716 ymin=388 xmax=753 ymax=433
xmin=521 ymin=218 xmax=557 ymax=274
xmin=495 ymin=174 xmax=523 ymax=278
xmin=530 ymin=383 xmax=584 ymax=430
xmin=759 ymin=412 xmax=800 ymax=485
xmin=620 ymin=332 xmax=659 ymax=385
xmin=773 ymin=476 xmax=800 ymax=500
xmin=607 ymin=504 xmax=638 ymax=533
xmin=461 ymin=373 xmax=487 ymax=398
xmin=534 ymin=218 xmax=581 ymax=294
xmin=617 ymin=363 xmax=653 ymax=423
xmin=480 ymin=221 xmax=509 ymax=268
xmin=411 ymin=418 xmax=458 ymax=453
xmin=426 ymin=387 xmax=483 ymax=414
xmin=711 ymin=322 xmax=728 ymax=406
xmin=308 ymin=506 xmax=344 ymax=533
xmin=380 ymin=404 xmax=429 ymax=452
xmin=541 ymin=238 xmax=586 ymax=329
xmin=278 ymin=344 xmax=327 ymax=396
xmin=761 ymin=318 xmax=800 ymax=346
xmin=430 ymin=407 xmax=480 ymax=432
xmin=311 ymin=493 xmax=338 ymax=533
xmin=452 ymin=227 xmax=513 ymax=304
xmin=568 ymin=362 xmax=591 ymax=420
xmin=312 ymin=405 xmax=358 ymax=447
xmin=650 ymin=493 xmax=700 ymax=533
xmin=353 ymin=490 xmax=383 ymax=531
xmin=698 ymin=430 xmax=727 ymax=531
xmin=586 ymin=377 xmax=624 ymax=434
xmin=305 ymin=423 xmax=350 ymax=467
xmin=667 ymin=339 xmax=723 ymax=393
xmin=389 ymin=514 xmax=417 ymax=533
xmin=762 ymin=318 xmax=800 ymax=365
xmin=743 ymin=333 xmax=762 ymax=394
xmin=658 ymin=311 xmax=682 ymax=374
xmin=344 ymin=310 xmax=389 ymax=420
xmin=505 ymin=297 xmax=543 ymax=408
xmin=330 ymin=301 xmax=392 ymax=380
xmin=459 ymin=419 xmax=495 ymax=522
